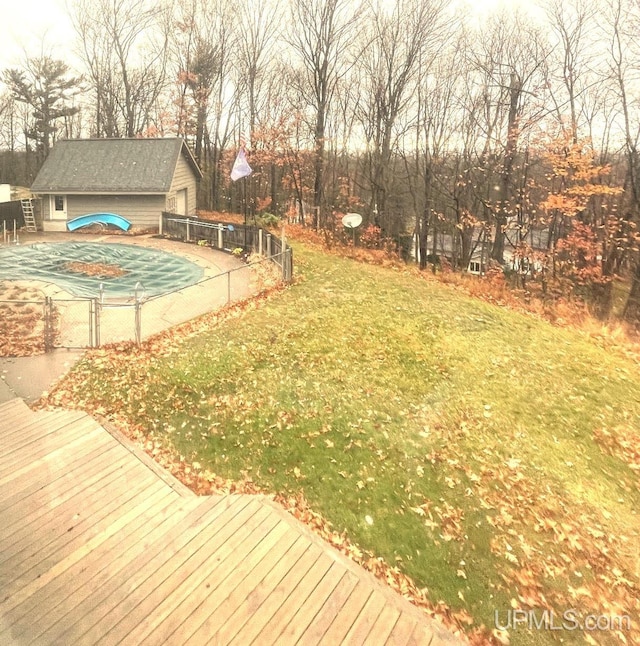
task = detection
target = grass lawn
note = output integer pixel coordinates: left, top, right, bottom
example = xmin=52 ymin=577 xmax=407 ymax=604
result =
xmin=48 ymin=242 xmax=640 ymax=644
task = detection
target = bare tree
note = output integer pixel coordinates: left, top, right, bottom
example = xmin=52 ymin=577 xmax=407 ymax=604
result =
xmin=468 ymin=13 xmax=550 ymax=263
xmin=72 ymin=0 xmax=170 ymax=138
xmin=171 ymin=0 xmax=234 ymax=168
xmin=406 ymin=39 xmax=463 ymax=269
xmin=545 ymin=0 xmax=596 ymax=142
xmin=356 ymin=0 xmax=449 ymax=237
xmin=235 ymin=0 xmax=282 ymax=138
xmin=603 ymin=0 xmax=640 ymax=322
xmin=287 ymin=0 xmax=363 ymax=228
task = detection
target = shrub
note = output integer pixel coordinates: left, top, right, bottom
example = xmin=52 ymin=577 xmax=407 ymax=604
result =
xmin=255 ymin=213 xmax=280 ymax=228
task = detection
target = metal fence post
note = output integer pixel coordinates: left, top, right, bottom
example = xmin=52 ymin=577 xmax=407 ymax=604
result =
xmin=135 ymin=301 xmax=142 ymax=345
xmin=218 ymin=227 xmax=223 ymax=249
xmin=186 ymin=218 xmax=190 ymax=242
xmin=44 ymin=296 xmax=53 ymax=352
xmin=90 ymin=297 xmax=98 ymax=347
xmin=259 ymin=228 xmax=263 ymax=255
xmin=227 ymin=270 xmax=231 ymax=304
xmin=266 ymin=234 xmax=272 ymax=258
xmin=95 ymin=300 xmax=101 ymax=347
xmin=88 ymin=298 xmax=94 ymax=348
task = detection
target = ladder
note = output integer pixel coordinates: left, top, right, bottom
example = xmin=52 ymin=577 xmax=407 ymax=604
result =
xmin=21 ymin=198 xmax=37 ymax=232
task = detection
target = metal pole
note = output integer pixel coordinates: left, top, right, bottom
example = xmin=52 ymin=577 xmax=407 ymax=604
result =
xmin=243 ymin=178 xmax=248 ymax=249
xmin=135 ymin=301 xmax=141 ymax=344
xmin=227 ymin=270 xmax=231 ymax=304
xmin=44 ymin=296 xmax=52 ymax=352
xmin=96 ymin=300 xmax=101 ymax=347
xmin=89 ymin=298 xmax=94 ymax=348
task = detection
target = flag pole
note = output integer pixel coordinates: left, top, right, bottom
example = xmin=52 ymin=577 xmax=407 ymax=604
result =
xmin=243 ymin=176 xmax=248 ymax=249
xmin=230 ymin=133 xmax=253 ymax=252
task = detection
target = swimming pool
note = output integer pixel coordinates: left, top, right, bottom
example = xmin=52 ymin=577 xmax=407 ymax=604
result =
xmin=0 ymin=242 xmax=204 ymax=298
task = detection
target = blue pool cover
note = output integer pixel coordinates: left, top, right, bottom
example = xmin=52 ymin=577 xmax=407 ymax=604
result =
xmin=0 ymin=242 xmax=204 ymax=298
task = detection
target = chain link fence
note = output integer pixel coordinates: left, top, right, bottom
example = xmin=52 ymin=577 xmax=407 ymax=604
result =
xmin=1 ymin=255 xmax=279 ymax=355
xmin=51 ymin=297 xmax=97 ymax=348
xmin=1 ymin=220 xmax=290 ymax=355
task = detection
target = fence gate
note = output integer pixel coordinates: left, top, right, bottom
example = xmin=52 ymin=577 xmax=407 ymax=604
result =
xmin=49 ymin=297 xmax=98 ymax=349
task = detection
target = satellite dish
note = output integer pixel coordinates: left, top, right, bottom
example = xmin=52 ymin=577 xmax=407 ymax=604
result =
xmin=342 ymin=213 xmax=362 ymax=229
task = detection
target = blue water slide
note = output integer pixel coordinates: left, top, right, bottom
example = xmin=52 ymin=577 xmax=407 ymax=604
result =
xmin=67 ymin=213 xmax=132 ymax=232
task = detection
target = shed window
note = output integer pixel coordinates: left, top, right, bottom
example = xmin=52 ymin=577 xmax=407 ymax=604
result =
xmin=54 ymin=196 xmax=65 ymax=211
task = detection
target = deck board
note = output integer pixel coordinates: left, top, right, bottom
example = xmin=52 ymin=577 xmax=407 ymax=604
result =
xmin=314 ymin=580 xmax=375 ymax=644
xmin=1 ymin=410 xmax=86 ymax=448
xmin=132 ymin=524 xmax=298 ymax=644
xmin=248 ymin=551 xmax=336 ymax=645
xmin=1 ymin=493 xmax=193 ymax=637
xmin=0 ymin=452 xmax=132 ymax=547
xmin=1 ymin=474 xmax=166 ymax=594
xmin=227 ymin=545 xmax=325 ymax=645
xmin=274 ymin=562 xmax=347 ymax=644
xmin=0 ymin=459 xmax=153 ymax=566
xmin=0 ymin=442 xmax=125 ymax=517
xmin=296 ymin=569 xmax=361 ymax=643
xmin=0 ymin=400 xmax=462 ymax=646
xmin=90 ymin=503 xmax=280 ymax=646
xmin=0 ymin=411 xmax=89 ymax=456
xmin=367 ymin=603 xmax=403 ymax=644
xmin=210 ymin=536 xmax=314 ymax=644
xmin=0 ymin=421 xmax=105 ymax=482
xmin=386 ymin=612 xmax=421 ymax=646
xmin=342 ymin=590 xmax=390 ymax=644
xmin=0 ymin=404 xmax=40 ymax=431
xmin=40 ymin=498 xmax=257 ymax=646
xmin=170 ymin=521 xmax=295 ymax=645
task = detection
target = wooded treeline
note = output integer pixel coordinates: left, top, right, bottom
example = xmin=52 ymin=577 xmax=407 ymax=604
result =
xmin=2 ymin=0 xmax=640 ymax=320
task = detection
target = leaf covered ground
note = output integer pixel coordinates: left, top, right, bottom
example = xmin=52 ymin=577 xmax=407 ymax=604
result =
xmin=43 ymin=244 xmax=640 ymax=645
xmin=0 ymin=281 xmax=48 ymax=356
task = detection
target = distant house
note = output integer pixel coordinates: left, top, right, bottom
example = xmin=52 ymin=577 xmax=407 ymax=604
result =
xmin=31 ymin=138 xmax=202 ymax=231
xmin=411 ymin=228 xmax=550 ymax=275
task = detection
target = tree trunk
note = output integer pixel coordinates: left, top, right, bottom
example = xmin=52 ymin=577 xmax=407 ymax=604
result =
xmin=623 ymin=260 xmax=640 ymax=325
xmin=492 ymin=72 xmax=521 ymax=264
xmin=590 ymin=281 xmax=613 ymax=320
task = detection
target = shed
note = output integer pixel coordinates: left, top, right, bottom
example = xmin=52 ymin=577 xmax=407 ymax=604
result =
xmin=31 ymin=138 xmax=202 ymax=231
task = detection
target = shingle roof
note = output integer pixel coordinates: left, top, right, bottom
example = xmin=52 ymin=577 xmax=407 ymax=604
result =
xmin=31 ymin=138 xmax=202 ymax=194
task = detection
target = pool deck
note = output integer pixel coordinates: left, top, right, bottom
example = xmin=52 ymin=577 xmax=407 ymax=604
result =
xmin=1 ymin=232 xmax=256 ymax=346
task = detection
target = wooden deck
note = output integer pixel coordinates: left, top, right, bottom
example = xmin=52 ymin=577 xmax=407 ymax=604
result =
xmin=0 ymin=398 xmax=463 ymax=645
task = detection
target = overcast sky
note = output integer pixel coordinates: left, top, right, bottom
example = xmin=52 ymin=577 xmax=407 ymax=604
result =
xmin=1 ymin=0 xmax=74 ymax=70
xmin=0 ymin=0 xmax=543 ymax=73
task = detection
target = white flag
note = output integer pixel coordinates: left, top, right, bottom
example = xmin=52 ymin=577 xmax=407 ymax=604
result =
xmin=230 ymin=147 xmax=252 ymax=181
